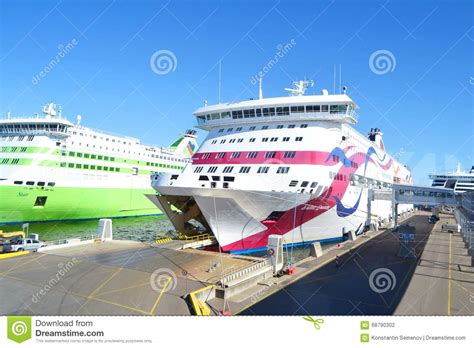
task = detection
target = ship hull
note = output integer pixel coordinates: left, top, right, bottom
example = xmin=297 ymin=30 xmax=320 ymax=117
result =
xmin=0 ymin=185 xmax=160 ymax=224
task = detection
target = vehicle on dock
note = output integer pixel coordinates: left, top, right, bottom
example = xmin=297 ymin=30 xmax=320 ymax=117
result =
xmin=2 ymin=237 xmax=46 ymax=252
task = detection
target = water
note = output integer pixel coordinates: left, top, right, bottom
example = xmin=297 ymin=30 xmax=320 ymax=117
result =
xmin=0 ymin=215 xmax=175 ymax=243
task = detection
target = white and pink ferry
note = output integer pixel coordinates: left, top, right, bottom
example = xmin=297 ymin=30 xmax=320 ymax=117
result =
xmin=151 ymin=80 xmax=412 ymax=253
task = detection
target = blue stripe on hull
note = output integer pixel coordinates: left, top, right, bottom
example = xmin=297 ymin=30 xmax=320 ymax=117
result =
xmin=228 ymin=236 xmax=344 ymax=255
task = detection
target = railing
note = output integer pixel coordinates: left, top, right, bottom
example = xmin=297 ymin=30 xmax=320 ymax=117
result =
xmin=196 ymin=110 xmax=359 ymax=127
xmin=44 ymin=235 xmax=95 ymax=246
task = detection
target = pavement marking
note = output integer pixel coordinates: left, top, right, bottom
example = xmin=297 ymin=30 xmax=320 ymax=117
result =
xmin=88 ymin=267 xmax=123 ymax=298
xmin=149 ymin=276 xmax=172 ymax=315
xmin=0 ymin=271 xmax=150 ymax=316
xmin=448 ymin=233 xmax=452 ymax=316
xmin=0 ymin=251 xmax=29 ymax=259
xmin=1 ymin=253 xmax=47 ymax=275
xmin=96 ymin=281 xmax=151 ymax=296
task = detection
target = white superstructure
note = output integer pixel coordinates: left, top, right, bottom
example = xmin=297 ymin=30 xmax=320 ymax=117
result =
xmin=430 ymin=164 xmax=474 ymax=193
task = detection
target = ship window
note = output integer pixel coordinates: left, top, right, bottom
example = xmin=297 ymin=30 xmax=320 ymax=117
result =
xmin=26 ymin=181 xmax=34 ymax=185
xmin=257 ymin=166 xmax=269 ymax=174
xmin=264 ymin=151 xmax=276 ymax=159
xmin=249 ymin=138 xmax=256 ymax=142
xmin=232 ymin=110 xmax=243 ymax=119
xmin=237 ymin=138 xmax=243 ymax=143
xmin=84 ymin=164 xmax=89 ymax=169
xmin=321 ymin=105 xmax=329 ymax=112
xmin=249 ymin=126 xmax=256 ymax=131
xmin=212 ymin=176 xmax=220 ymax=181
xmin=262 ymin=137 xmax=269 ymax=142
xmin=295 ymin=137 xmax=303 ymax=141
xmin=47 ymin=182 xmax=55 ymax=187
xmin=198 ymin=175 xmax=209 ymax=181
xmin=236 ymin=127 xmax=242 ymax=131
xmin=69 ymin=151 xmax=75 ymax=156
xmin=202 ymin=153 xmax=211 ymax=159
xmin=68 ymin=163 xmax=74 ymax=168
xmin=132 ymin=167 xmax=138 ymax=175
xmin=221 ymin=111 xmax=231 ymax=119
xmin=229 ymin=139 xmax=236 ymax=143
xmin=243 ymin=109 xmax=255 ymax=118
xmin=262 ymin=125 xmax=269 ymax=130
xmin=91 ymin=165 xmax=96 ymax=170
xmin=277 ymin=125 xmax=284 ymax=129
xmin=283 ymin=151 xmax=296 ymax=158
xmin=239 ymin=166 xmax=251 ymax=174
xmin=14 ymin=181 xmax=23 ymax=185
xmin=276 ymin=166 xmax=290 ymax=174
xmin=227 ymin=128 xmax=233 ymax=132
xmin=84 ymin=153 xmax=90 ymax=158
xmin=288 ymin=124 xmax=295 ymax=128
xmin=231 ymin=152 xmax=241 ymax=159
xmin=289 ymin=180 xmax=298 ymax=187
xmin=220 ymin=139 xmax=226 ymax=144
xmin=109 ymin=167 xmax=114 ymax=171
xmin=34 ymin=196 xmax=47 ymax=207
xmin=104 ymin=156 xmax=109 ymax=161
xmin=194 ymin=166 xmax=203 ymax=173
xmin=223 ymin=166 xmax=233 ymax=173
xmin=97 ymin=166 xmax=103 ymax=170
xmin=218 ymin=129 xmax=224 ymax=133
xmin=283 ymin=137 xmax=290 ymax=142
xmin=256 ymin=109 xmax=262 ymax=117
xmin=208 ymin=166 xmax=218 ymax=173
xmin=270 ymin=137 xmax=278 ymax=142
xmin=216 ymin=153 xmax=225 ymax=159
xmin=77 ymin=152 xmax=82 ymax=157
xmin=91 ymin=154 xmax=96 ymax=159
xmin=247 ymin=152 xmax=258 ymax=159
xmin=76 ymin=164 xmax=82 ymax=169
xmin=300 ymin=124 xmax=308 ymax=128
xmin=301 ymin=181 xmax=309 ymax=187
xmin=37 ymin=182 xmax=45 ymax=186
xmin=223 ymin=176 xmax=235 ymax=182
xmin=311 ymin=181 xmax=318 ymax=188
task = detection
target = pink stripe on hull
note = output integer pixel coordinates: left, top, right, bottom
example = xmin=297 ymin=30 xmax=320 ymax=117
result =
xmin=222 ymin=151 xmax=368 ymax=252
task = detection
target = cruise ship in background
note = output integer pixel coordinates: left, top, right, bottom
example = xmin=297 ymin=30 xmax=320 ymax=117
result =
xmin=430 ymin=164 xmax=474 ymax=193
xmin=0 ymin=103 xmax=198 ymax=224
xmin=152 ymin=80 xmax=413 ymax=253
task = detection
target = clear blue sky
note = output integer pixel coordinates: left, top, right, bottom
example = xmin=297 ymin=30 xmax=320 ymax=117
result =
xmin=1 ymin=0 xmax=472 ymax=184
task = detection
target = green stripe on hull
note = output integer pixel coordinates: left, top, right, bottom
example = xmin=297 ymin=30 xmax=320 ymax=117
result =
xmin=0 ymin=185 xmax=161 ymax=223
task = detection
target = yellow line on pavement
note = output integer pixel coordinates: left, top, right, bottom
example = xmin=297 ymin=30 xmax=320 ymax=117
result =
xmin=0 ymin=251 xmax=29 ymax=259
xmin=89 ymin=267 xmax=123 ymax=298
xmin=149 ymin=276 xmax=172 ymax=315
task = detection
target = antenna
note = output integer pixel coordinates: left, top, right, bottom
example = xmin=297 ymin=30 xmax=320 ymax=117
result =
xmin=218 ymin=60 xmax=222 ymax=103
xmin=339 ymin=64 xmax=342 ymax=94
xmin=333 ymin=65 xmax=336 ymax=94
xmin=259 ymin=76 xmax=263 ymax=100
